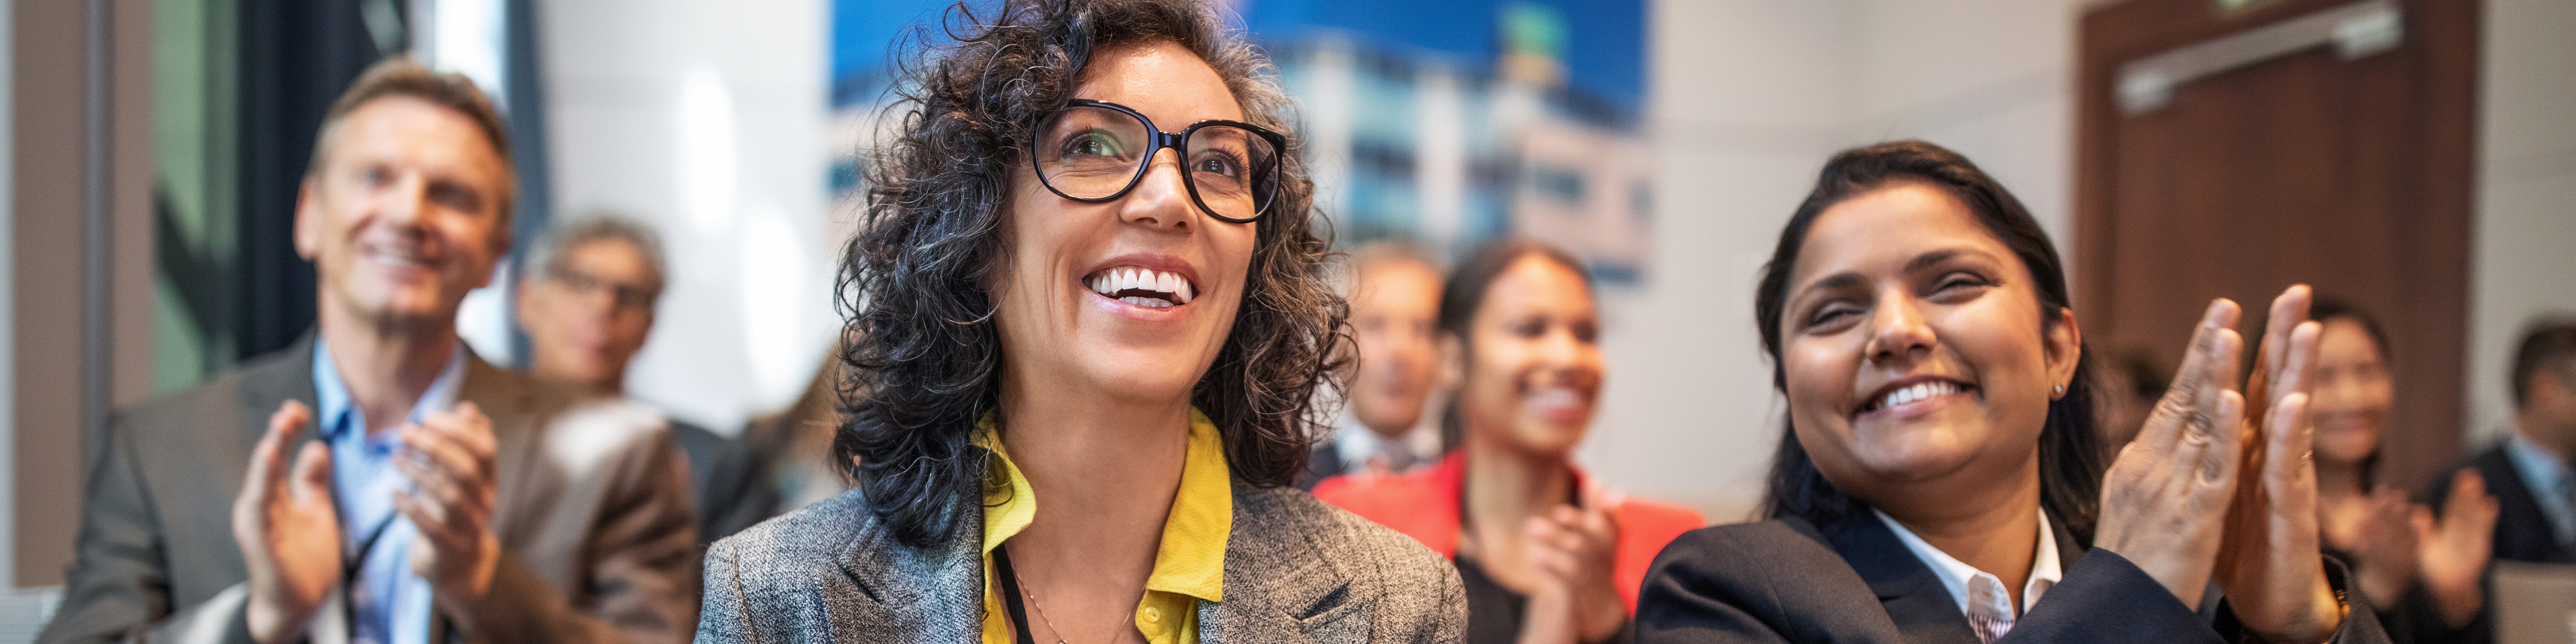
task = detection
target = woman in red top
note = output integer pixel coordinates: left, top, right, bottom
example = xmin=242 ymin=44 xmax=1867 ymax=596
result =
xmin=1316 ymin=240 xmax=1706 ymax=644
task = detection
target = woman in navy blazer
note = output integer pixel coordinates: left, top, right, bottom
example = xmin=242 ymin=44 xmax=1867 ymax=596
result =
xmin=1635 ymin=141 xmax=2387 ymax=644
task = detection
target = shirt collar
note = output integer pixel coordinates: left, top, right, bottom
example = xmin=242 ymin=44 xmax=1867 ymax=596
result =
xmin=1332 ymin=414 xmax=1442 ymax=474
xmin=1331 ymin=417 xmax=1399 ymax=472
xmin=2506 ymin=432 xmax=2575 ymax=535
xmin=1874 ymin=507 xmax=2061 ymax=617
xmin=312 ymin=339 xmax=471 ymax=441
xmin=2509 ymin=431 xmax=2569 ymax=486
xmin=975 ymin=408 xmax=1232 ymax=602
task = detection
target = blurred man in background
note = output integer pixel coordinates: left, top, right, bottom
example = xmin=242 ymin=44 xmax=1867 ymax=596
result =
xmin=2437 ymin=318 xmax=2576 ymax=565
xmin=42 ymin=58 xmax=700 ymax=644
xmin=516 ymin=215 xmax=775 ymax=544
xmin=1301 ymin=241 xmax=1447 ymax=489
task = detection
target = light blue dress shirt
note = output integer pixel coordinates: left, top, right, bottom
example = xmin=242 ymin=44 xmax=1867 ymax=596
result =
xmin=313 ymin=341 xmax=467 ymax=644
xmin=2506 ymin=431 xmax=2576 ymax=545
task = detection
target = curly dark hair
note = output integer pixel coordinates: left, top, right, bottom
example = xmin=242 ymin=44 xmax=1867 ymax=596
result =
xmin=1752 ymin=140 xmax=2106 ymax=543
xmin=833 ymin=0 xmax=1344 ymax=547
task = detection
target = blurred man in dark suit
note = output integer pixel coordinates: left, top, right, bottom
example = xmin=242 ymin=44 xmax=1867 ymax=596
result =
xmin=42 ymin=58 xmax=699 ymax=644
xmin=515 ymin=214 xmax=775 ymax=545
xmin=1299 ymin=241 xmax=1446 ymax=489
xmin=2436 ymin=319 xmax=2576 ymax=565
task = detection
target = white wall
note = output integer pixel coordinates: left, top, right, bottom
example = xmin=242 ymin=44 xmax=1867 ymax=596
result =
xmin=1578 ymin=0 xmax=1853 ymax=523
xmin=537 ymin=0 xmax=838 ymax=432
xmin=2466 ymin=0 xmax=2576 ymax=446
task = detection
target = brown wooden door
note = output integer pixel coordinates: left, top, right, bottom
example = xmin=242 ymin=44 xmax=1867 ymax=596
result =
xmin=2077 ymin=0 xmax=2478 ymax=493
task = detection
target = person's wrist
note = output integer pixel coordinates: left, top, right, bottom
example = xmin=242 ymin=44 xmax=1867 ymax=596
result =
xmin=2099 ymin=541 xmax=2206 ymax=608
xmin=2255 ymin=584 xmax=2345 ymax=644
xmin=1578 ymin=585 xmax=1625 ymax=643
xmin=2355 ymin=564 xmax=2405 ymax=611
xmin=2427 ymin=574 xmax=2483 ymax=627
xmin=433 ymin=539 xmax=503 ymax=626
xmin=244 ymin=591 xmax=313 ymax=644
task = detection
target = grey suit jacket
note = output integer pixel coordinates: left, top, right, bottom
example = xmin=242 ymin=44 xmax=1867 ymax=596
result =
xmin=696 ymin=480 xmax=1466 ymax=643
xmin=40 ymin=337 xmax=702 ymax=644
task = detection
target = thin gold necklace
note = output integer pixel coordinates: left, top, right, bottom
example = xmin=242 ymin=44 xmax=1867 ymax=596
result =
xmin=1012 ymin=569 xmax=1072 ymax=644
xmin=1004 ymin=545 xmax=1132 ymax=644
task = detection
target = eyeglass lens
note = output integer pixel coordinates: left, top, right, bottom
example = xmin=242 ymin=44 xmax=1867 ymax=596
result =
xmin=1036 ymin=105 xmax=1278 ymax=221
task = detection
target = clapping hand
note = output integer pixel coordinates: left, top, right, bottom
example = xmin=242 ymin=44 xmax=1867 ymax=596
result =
xmin=2096 ymin=297 xmax=2252 ymax=609
xmin=2347 ymin=488 xmax=2418 ymax=612
xmin=394 ymin=402 xmax=502 ymax=616
xmin=232 ymin=401 xmax=343 ymax=644
xmin=2414 ymin=470 xmax=2498 ymax=628
xmin=2214 ymin=286 xmax=2339 ymax=644
xmin=1519 ymin=486 xmax=1628 ymax=644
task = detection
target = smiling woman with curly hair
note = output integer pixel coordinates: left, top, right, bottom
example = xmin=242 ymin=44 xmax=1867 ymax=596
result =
xmin=694 ymin=1 xmax=1464 ymax=642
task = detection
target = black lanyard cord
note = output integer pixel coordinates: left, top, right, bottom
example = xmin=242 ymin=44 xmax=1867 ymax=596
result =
xmin=339 ymin=509 xmax=402 ymax=637
xmin=991 ymin=545 xmax=1040 ymax=644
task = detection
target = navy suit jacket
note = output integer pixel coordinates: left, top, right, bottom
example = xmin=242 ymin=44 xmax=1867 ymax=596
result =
xmin=1635 ymin=509 xmax=2390 ymax=644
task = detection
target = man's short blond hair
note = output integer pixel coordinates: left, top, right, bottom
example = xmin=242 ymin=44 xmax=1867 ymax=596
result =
xmin=306 ymin=56 xmax=517 ymax=225
xmin=1338 ymin=239 xmax=1444 ymax=294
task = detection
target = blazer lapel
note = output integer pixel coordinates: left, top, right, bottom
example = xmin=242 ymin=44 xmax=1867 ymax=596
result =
xmin=458 ymin=354 xmax=546 ymax=539
xmin=1199 ymin=486 xmax=1358 ymax=644
xmin=1823 ymin=512 xmax=1981 ymax=644
xmin=1201 ymin=570 xmax=1330 ymax=644
xmin=835 ymin=488 xmax=985 ymax=643
xmin=236 ymin=334 xmax=324 ymax=455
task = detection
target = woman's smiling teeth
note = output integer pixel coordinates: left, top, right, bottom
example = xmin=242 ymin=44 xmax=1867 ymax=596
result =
xmin=1527 ymin=387 xmax=1582 ymax=411
xmin=1085 ymin=267 xmax=1196 ymax=308
xmin=1857 ymin=380 xmax=1972 ymax=415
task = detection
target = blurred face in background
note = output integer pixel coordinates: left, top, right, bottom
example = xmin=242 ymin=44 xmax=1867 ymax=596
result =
xmin=2308 ymin=317 xmax=2393 ymax=468
xmin=297 ymin=96 xmax=511 ymax=330
xmin=2524 ymin=360 xmax=2576 ymax=454
xmin=1456 ymin=256 xmax=1603 ymax=458
xmin=1777 ymin=183 xmax=2080 ymax=504
xmin=991 ymin=40 xmax=1256 ymax=406
xmin=518 ymin=237 xmax=660 ymax=394
xmin=1348 ymin=258 xmax=1444 ymax=438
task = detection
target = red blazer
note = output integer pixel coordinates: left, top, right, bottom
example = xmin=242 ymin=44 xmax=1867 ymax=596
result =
xmin=1311 ymin=451 xmax=1707 ymax=612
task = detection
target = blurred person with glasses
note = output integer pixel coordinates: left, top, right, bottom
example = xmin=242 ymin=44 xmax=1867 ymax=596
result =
xmin=515 ymin=214 xmax=779 ymax=547
xmin=692 ymin=1 xmax=1463 ymax=642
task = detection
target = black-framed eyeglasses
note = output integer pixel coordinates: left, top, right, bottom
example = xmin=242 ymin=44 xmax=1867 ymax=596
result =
xmin=548 ymin=266 xmax=657 ymax=312
xmin=1031 ymin=99 xmax=1285 ymax=223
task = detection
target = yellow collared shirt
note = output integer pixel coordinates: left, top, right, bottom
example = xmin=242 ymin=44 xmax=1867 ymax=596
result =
xmin=975 ymin=409 xmax=1232 ymax=644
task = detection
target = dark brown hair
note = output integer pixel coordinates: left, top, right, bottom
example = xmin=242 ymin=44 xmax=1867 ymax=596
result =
xmin=1752 ymin=140 xmax=2105 ymax=542
xmin=2514 ymin=317 xmax=2576 ymax=410
xmin=835 ymin=0 xmax=1341 ymax=547
xmin=1432 ymin=239 xmax=1591 ymax=451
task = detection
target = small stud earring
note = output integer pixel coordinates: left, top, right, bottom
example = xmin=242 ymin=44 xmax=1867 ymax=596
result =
xmin=2053 ymin=384 xmax=2065 ymax=396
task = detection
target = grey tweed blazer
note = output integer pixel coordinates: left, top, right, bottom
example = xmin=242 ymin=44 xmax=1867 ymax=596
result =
xmin=696 ymin=480 xmax=1464 ymax=643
